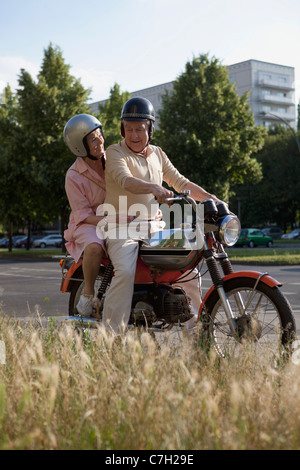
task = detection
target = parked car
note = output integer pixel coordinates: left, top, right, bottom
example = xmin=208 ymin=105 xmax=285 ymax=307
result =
xmin=235 ymin=228 xmax=273 ymax=248
xmin=262 ymin=227 xmax=282 ymax=239
xmin=0 ymin=238 xmax=9 ymax=248
xmin=14 ymin=236 xmax=28 ymax=248
xmin=14 ymin=235 xmax=42 ymax=248
xmin=12 ymin=235 xmax=26 ymax=246
xmin=281 ymin=229 xmax=300 ymax=240
xmin=33 ymin=234 xmax=63 ymax=248
xmin=0 ymin=235 xmax=26 ymax=248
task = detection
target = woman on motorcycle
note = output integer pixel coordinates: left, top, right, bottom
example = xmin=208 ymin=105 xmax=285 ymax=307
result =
xmin=63 ymin=114 xmax=107 ymax=317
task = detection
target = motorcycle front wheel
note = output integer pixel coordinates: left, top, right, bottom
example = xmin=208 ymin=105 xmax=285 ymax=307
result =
xmin=204 ymin=277 xmax=296 ymax=358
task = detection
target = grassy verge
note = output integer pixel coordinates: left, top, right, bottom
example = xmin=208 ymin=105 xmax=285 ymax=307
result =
xmin=0 ymin=248 xmax=63 ymax=259
xmin=227 ymin=248 xmax=300 ymax=265
xmin=2 ymin=244 xmax=300 ymax=265
xmin=0 ymin=313 xmax=300 ymax=450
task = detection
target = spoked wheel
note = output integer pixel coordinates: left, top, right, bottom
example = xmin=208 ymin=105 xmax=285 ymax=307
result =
xmin=205 ymin=278 xmax=296 ymax=358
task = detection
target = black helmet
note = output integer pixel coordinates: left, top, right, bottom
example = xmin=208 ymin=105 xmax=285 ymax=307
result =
xmin=121 ymin=97 xmax=155 ymax=140
xmin=121 ymin=97 xmax=155 ymax=122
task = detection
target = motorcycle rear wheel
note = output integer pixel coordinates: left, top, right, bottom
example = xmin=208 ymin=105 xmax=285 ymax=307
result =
xmin=204 ymin=277 xmax=296 ymax=358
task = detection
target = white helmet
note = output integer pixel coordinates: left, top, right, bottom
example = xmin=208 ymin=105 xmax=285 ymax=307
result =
xmin=64 ymin=114 xmax=102 ymax=158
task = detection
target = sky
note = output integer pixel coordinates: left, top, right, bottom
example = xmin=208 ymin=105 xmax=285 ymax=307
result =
xmin=1 ymin=0 xmax=300 ymax=107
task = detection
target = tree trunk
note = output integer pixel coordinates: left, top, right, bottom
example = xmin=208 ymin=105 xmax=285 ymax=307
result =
xmin=26 ymin=218 xmax=31 ymax=250
xmin=8 ymin=214 xmax=13 ymax=252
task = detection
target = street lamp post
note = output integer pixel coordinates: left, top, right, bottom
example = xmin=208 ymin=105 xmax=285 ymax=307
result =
xmin=261 ymin=111 xmax=300 ymax=154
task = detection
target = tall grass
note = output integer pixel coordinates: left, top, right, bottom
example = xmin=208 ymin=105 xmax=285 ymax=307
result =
xmin=1 ymin=312 xmax=300 ymax=450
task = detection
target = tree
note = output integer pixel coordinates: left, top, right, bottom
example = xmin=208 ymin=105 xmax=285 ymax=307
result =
xmin=97 ymin=83 xmax=130 ymax=147
xmin=0 ymin=85 xmax=32 ymax=250
xmin=233 ymin=130 xmax=300 ymax=230
xmin=16 ymin=44 xmax=91 ymax=245
xmin=0 ymin=44 xmax=92 ymax=250
xmin=156 ymin=54 xmax=266 ymax=201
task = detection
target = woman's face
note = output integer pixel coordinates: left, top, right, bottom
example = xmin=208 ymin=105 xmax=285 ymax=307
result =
xmin=86 ymin=128 xmax=104 ymax=158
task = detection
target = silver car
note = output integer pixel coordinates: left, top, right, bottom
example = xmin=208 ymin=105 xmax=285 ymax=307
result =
xmin=33 ymin=234 xmax=63 ymax=248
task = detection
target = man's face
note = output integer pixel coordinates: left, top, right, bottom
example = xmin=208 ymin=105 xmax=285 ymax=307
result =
xmin=86 ymin=128 xmax=104 ymax=158
xmin=123 ymin=120 xmax=149 ymax=153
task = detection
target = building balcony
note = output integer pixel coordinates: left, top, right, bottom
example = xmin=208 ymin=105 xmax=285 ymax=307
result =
xmin=259 ymin=93 xmax=294 ymax=106
xmin=258 ymin=78 xmax=294 ymax=91
xmin=258 ymin=111 xmax=296 ymax=123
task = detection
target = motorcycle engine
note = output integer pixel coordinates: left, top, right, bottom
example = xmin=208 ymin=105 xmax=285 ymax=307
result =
xmin=163 ymin=287 xmax=193 ymax=323
xmin=130 ymin=285 xmax=193 ymax=326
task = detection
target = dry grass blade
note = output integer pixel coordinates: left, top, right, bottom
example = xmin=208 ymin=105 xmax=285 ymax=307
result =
xmin=0 ymin=311 xmax=300 ymax=450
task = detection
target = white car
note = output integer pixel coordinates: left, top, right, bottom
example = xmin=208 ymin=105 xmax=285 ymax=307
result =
xmin=281 ymin=229 xmax=300 ymax=240
xmin=33 ymin=234 xmax=63 ymax=248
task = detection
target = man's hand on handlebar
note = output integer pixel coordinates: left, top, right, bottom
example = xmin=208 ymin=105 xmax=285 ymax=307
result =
xmin=152 ymin=185 xmax=174 ymax=204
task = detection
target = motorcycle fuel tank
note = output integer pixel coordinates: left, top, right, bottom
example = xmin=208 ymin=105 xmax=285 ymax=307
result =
xmin=139 ymin=227 xmax=202 ymax=269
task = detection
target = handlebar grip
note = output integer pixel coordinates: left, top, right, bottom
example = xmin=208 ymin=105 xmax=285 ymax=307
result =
xmin=164 ymin=196 xmax=183 ymax=204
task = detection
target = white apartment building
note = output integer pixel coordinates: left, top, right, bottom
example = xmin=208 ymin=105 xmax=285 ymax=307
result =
xmin=90 ymin=59 xmax=296 ymax=129
xmin=89 ymin=81 xmax=174 ymax=128
xmin=227 ymin=60 xmax=296 ymax=129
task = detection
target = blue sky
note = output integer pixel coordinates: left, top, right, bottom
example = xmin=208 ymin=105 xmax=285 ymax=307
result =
xmin=1 ymin=0 xmax=300 ymax=105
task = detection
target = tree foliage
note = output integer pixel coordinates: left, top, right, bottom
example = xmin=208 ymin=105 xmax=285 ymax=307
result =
xmin=155 ymin=54 xmax=266 ymax=201
xmin=232 ymin=129 xmax=300 ymax=229
xmin=17 ymin=44 xmax=91 ymax=220
xmin=97 ymin=83 xmax=130 ymax=147
xmin=0 ymin=44 xmax=91 ymax=248
xmin=0 ymin=85 xmax=26 ymax=248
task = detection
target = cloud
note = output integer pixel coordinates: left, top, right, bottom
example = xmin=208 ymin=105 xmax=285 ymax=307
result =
xmin=71 ymin=65 xmax=119 ymax=102
xmin=0 ymin=56 xmax=39 ymax=93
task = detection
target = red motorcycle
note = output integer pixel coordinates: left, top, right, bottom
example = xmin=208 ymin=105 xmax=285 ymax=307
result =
xmin=59 ymin=193 xmax=296 ymax=356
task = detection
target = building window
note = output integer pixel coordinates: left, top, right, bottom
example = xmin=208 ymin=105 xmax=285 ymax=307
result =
xmin=276 ymin=76 xmax=287 ymax=83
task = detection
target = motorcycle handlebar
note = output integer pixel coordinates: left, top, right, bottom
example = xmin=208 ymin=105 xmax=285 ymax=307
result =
xmin=164 ymin=194 xmax=198 ymax=211
xmin=164 ymin=196 xmax=183 ymax=203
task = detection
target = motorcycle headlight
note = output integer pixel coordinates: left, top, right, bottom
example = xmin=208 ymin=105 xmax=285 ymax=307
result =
xmin=218 ymin=215 xmax=241 ymax=246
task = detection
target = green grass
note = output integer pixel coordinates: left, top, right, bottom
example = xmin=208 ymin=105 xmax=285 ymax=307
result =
xmin=227 ymin=247 xmax=300 ymax=265
xmin=0 ymin=248 xmax=63 ymax=259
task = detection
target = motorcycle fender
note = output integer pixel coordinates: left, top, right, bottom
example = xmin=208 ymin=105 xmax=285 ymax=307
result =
xmin=199 ymin=270 xmax=282 ymax=315
xmin=60 ymin=259 xmax=83 ymax=293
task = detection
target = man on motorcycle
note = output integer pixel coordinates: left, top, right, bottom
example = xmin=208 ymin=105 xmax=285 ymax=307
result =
xmin=100 ymin=97 xmax=224 ymax=335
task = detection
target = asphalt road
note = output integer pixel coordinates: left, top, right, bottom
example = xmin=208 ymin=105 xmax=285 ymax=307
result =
xmin=0 ymin=259 xmax=299 ymax=333
xmin=0 ymin=259 xmax=69 ymax=318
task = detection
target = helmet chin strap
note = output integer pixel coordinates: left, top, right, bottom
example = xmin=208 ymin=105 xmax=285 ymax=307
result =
xmin=86 ymin=154 xmax=98 ymax=161
xmin=85 ymin=153 xmax=106 ymax=169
